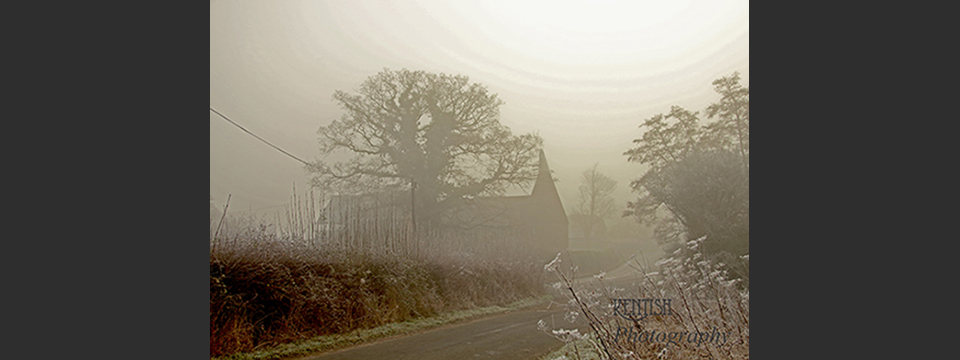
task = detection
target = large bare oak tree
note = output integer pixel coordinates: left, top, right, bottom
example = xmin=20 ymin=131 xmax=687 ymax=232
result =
xmin=308 ymin=69 xmax=543 ymax=227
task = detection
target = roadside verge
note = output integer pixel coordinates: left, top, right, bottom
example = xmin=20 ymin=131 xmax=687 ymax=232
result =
xmin=213 ymin=295 xmax=553 ymax=360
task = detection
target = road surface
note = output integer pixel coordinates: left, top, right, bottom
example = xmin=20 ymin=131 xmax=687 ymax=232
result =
xmin=290 ymin=260 xmax=644 ymax=360
xmin=290 ymin=299 xmax=589 ymax=360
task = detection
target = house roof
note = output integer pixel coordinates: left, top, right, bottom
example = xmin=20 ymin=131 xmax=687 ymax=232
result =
xmin=321 ymin=150 xmax=567 ymax=231
xmin=441 ymin=149 xmax=567 ymax=230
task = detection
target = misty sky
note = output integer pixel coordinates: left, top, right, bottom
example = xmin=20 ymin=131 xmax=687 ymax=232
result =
xmin=210 ymin=0 xmax=749 ymax=216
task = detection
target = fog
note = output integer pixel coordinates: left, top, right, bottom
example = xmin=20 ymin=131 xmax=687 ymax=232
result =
xmin=210 ymin=0 xmax=748 ymax=220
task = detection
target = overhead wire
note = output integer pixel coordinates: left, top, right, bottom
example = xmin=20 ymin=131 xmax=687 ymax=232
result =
xmin=210 ymin=106 xmax=311 ymax=166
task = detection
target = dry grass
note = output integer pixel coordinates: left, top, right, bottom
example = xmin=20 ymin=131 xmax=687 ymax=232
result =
xmin=210 ymin=193 xmax=547 ymax=358
xmin=216 ymin=295 xmax=551 ymax=360
xmin=541 ymin=236 xmax=749 ymax=359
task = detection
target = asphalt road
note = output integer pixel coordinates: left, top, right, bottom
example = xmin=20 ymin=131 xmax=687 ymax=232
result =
xmin=290 ymin=300 xmax=586 ymax=360
xmin=290 ymin=260 xmax=644 ymax=360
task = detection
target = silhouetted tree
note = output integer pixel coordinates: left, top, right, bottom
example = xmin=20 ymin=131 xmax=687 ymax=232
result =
xmin=704 ymin=72 xmax=749 ymax=172
xmin=308 ymin=69 xmax=543 ymax=228
xmin=571 ymin=164 xmax=617 ymax=241
xmin=624 ymin=72 xmax=749 ymax=257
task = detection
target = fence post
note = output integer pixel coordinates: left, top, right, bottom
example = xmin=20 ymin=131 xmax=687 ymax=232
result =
xmin=411 ymin=176 xmax=418 ymax=259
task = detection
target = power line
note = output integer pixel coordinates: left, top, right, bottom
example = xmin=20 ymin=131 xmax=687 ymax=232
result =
xmin=210 ymin=106 xmax=311 ymax=166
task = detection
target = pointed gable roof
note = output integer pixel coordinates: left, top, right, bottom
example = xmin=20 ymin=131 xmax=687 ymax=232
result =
xmin=531 ymin=149 xmax=564 ymax=208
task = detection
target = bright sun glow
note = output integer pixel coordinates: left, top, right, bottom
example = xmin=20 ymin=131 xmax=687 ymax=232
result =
xmin=455 ymin=0 xmax=747 ymax=67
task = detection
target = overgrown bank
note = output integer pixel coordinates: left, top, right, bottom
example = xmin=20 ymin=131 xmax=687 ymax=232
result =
xmin=214 ymin=295 xmax=550 ymax=360
xmin=210 ymin=246 xmax=546 ymax=357
xmin=539 ymin=236 xmax=749 ymax=359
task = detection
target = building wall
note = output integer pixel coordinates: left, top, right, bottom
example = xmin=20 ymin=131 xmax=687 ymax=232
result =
xmin=526 ymin=150 xmax=569 ymax=260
